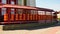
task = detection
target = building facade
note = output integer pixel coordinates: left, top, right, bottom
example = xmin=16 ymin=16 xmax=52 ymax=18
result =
xmin=0 ymin=0 xmax=36 ymax=15
xmin=0 ymin=0 xmax=36 ymax=22
xmin=0 ymin=0 xmax=36 ymax=6
xmin=18 ymin=0 xmax=36 ymax=6
xmin=0 ymin=0 xmax=57 ymax=24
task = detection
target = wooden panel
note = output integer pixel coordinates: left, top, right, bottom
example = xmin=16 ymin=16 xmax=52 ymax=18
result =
xmin=38 ymin=15 xmax=40 ymax=20
xmin=10 ymin=14 xmax=14 ymax=21
xmin=42 ymin=15 xmax=45 ymax=20
xmin=15 ymin=14 xmax=18 ymax=20
xmin=19 ymin=14 xmax=22 ymax=20
xmin=4 ymin=14 xmax=8 ymax=21
xmin=23 ymin=14 xmax=26 ymax=20
xmin=27 ymin=14 xmax=30 ymax=20
xmin=6 ymin=8 xmax=11 ymax=22
xmin=43 ymin=15 xmax=45 ymax=20
xmin=32 ymin=15 xmax=36 ymax=20
xmin=30 ymin=14 xmax=33 ymax=20
xmin=49 ymin=16 xmax=52 ymax=20
xmin=35 ymin=15 xmax=38 ymax=20
xmin=46 ymin=15 xmax=52 ymax=20
xmin=40 ymin=15 xmax=42 ymax=20
xmin=38 ymin=15 xmax=47 ymax=20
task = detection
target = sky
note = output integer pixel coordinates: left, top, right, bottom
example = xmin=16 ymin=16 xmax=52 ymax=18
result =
xmin=36 ymin=0 xmax=60 ymax=11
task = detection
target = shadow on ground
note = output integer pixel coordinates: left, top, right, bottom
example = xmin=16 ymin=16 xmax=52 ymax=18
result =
xmin=3 ymin=22 xmax=60 ymax=31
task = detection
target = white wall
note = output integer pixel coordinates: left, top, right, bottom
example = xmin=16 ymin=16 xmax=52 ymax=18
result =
xmin=27 ymin=0 xmax=36 ymax=7
xmin=18 ymin=0 xmax=24 ymax=5
xmin=18 ymin=0 xmax=36 ymax=7
xmin=57 ymin=14 xmax=60 ymax=18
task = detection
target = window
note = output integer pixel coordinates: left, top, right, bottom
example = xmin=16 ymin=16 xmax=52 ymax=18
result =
xmin=18 ymin=0 xmax=24 ymax=5
xmin=17 ymin=9 xmax=21 ymax=14
xmin=11 ymin=9 xmax=15 ymax=14
xmin=11 ymin=0 xmax=15 ymax=4
xmin=46 ymin=12 xmax=51 ymax=15
xmin=2 ymin=0 xmax=6 ymax=4
xmin=16 ymin=9 xmax=23 ymax=14
xmin=1 ymin=8 xmax=6 ymax=15
xmin=52 ymin=12 xmax=55 ymax=16
xmin=24 ymin=0 xmax=27 ymax=6
xmin=38 ymin=11 xmax=45 ymax=15
xmin=31 ymin=10 xmax=37 ymax=14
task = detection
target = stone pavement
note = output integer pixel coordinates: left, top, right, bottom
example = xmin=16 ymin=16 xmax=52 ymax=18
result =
xmin=0 ymin=22 xmax=60 ymax=34
xmin=0 ymin=26 xmax=60 ymax=34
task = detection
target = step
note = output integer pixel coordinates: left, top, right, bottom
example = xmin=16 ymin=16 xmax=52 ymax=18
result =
xmin=0 ymin=25 xmax=3 ymax=31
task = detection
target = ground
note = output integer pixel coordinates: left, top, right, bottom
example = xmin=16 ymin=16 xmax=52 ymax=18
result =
xmin=0 ymin=23 xmax=60 ymax=34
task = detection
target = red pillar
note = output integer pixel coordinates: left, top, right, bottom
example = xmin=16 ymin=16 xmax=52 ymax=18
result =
xmin=51 ymin=12 xmax=52 ymax=23
xmin=6 ymin=0 xmax=11 ymax=22
xmin=45 ymin=11 xmax=46 ymax=23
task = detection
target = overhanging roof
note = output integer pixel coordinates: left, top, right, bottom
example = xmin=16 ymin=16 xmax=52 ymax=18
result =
xmin=0 ymin=4 xmax=37 ymax=10
xmin=0 ymin=4 xmax=54 ymax=12
xmin=35 ymin=7 xmax=54 ymax=12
